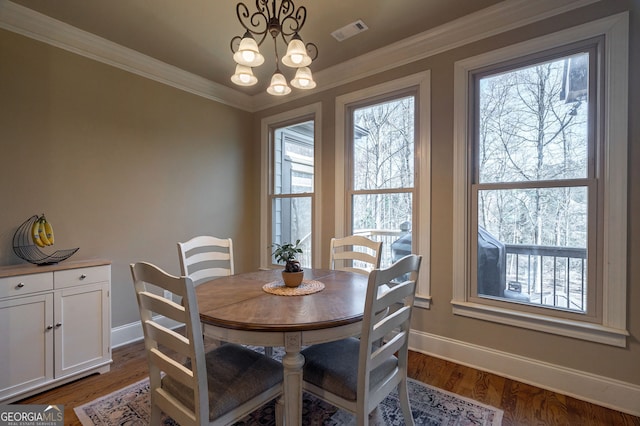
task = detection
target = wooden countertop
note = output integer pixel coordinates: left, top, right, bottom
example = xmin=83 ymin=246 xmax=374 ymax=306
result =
xmin=0 ymin=259 xmax=112 ymax=278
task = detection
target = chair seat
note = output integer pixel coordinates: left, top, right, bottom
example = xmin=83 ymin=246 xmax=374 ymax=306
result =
xmin=300 ymin=255 xmax=421 ymax=425
xmin=163 ymin=343 xmax=283 ymax=421
xmin=301 ymin=338 xmax=398 ymax=401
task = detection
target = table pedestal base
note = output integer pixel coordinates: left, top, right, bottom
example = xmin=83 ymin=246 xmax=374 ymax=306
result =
xmin=282 ymin=332 xmax=305 ymax=425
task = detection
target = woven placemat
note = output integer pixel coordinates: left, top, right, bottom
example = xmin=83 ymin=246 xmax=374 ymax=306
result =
xmin=262 ymin=279 xmax=325 ymax=296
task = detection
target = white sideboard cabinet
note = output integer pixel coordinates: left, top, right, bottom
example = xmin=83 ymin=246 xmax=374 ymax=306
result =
xmin=0 ymin=259 xmax=111 ymax=403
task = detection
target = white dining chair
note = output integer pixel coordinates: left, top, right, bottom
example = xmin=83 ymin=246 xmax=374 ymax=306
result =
xmin=329 ymin=235 xmax=383 ymax=276
xmin=130 ymin=261 xmax=283 ymax=426
xmin=178 ymin=235 xmax=273 ymax=357
xmin=177 ymin=235 xmax=234 ymax=286
xmin=301 ymin=254 xmax=422 ymax=426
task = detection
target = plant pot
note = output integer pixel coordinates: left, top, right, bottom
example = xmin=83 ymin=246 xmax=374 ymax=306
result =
xmin=282 ymin=270 xmax=304 ymax=287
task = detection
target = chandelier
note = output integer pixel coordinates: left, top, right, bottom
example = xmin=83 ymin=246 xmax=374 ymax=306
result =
xmin=230 ymin=0 xmax=318 ymax=96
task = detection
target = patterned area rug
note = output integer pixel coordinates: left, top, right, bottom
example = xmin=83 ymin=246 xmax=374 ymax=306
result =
xmin=74 ymin=377 xmax=502 ymax=425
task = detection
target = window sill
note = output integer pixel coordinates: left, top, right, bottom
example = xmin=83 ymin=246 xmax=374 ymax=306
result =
xmin=414 ymin=296 xmax=432 ymax=309
xmin=451 ymin=300 xmax=629 ymax=347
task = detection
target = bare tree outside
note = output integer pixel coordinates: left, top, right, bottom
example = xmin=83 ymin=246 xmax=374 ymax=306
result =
xmin=350 ymin=95 xmax=416 ymax=267
xmin=475 ymin=51 xmax=591 ymax=311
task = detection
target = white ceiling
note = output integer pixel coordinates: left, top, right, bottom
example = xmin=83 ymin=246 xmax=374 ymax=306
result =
xmin=7 ymin=0 xmax=505 ymax=96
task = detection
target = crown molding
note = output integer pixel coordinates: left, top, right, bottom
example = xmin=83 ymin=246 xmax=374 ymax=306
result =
xmin=0 ymin=0 xmax=255 ymax=111
xmin=1 ymin=0 xmax=599 ymax=112
xmin=253 ymin=0 xmax=600 ymax=110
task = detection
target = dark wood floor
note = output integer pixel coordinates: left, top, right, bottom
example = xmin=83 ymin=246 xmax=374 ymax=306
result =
xmin=18 ymin=339 xmax=640 ymax=425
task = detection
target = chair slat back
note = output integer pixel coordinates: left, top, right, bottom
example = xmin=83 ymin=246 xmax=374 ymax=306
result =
xmin=188 ymin=268 xmax=232 ymax=285
xmin=146 ymin=321 xmax=190 ymax=356
xmin=130 ymin=262 xmax=208 ymax=426
xmin=178 ymin=236 xmax=234 ymax=286
xmin=138 ymin=291 xmax=185 ymax=322
xmin=330 ymin=235 xmax=383 ymax=276
xmin=149 ymin=347 xmax=194 ymax=386
xmin=370 ymin=307 xmax=411 ymax=348
xmin=358 ymin=254 xmax=422 ymax=412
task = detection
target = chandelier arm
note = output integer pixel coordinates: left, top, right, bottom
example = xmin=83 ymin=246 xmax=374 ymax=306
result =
xmin=305 ymin=42 xmax=318 ymax=61
xmin=255 ymin=32 xmax=270 ymax=47
xmin=278 ymin=32 xmax=288 ymax=46
xmin=230 ymin=0 xmax=318 ymax=94
xmin=256 ymin=0 xmax=271 ymax=18
xmin=236 ymin=2 xmax=270 ymax=39
xmin=276 ymin=0 xmax=294 ymax=24
xmin=230 ymin=35 xmax=242 ymax=54
xmin=279 ymin=5 xmax=306 ymax=38
xmin=269 ymin=0 xmax=279 ymax=19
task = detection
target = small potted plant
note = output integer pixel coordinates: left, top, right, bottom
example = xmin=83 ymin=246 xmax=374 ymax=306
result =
xmin=271 ymin=239 xmax=304 ymax=287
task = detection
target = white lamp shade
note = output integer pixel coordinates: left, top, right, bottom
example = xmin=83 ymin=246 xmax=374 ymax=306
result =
xmin=233 ymin=34 xmax=264 ymax=67
xmin=290 ymin=67 xmax=316 ymax=89
xmin=282 ymin=37 xmax=312 ymax=68
xmin=231 ymin=64 xmax=258 ymax=86
xmin=266 ymin=71 xmax=292 ymax=96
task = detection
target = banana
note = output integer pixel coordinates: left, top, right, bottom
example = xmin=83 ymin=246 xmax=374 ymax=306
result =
xmin=42 ymin=215 xmax=54 ymax=245
xmin=38 ymin=216 xmax=52 ymax=246
xmin=31 ymin=217 xmax=45 ymax=247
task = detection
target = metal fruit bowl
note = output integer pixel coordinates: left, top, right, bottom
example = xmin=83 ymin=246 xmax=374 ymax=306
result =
xmin=12 ymin=215 xmax=79 ymax=266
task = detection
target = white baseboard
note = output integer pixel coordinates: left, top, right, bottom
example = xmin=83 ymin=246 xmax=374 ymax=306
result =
xmin=111 ymin=321 xmax=143 ymax=348
xmin=111 ymin=316 xmax=181 ymax=348
xmin=409 ymin=330 xmax=640 ymax=417
xmin=111 ymin=321 xmax=638 ymax=416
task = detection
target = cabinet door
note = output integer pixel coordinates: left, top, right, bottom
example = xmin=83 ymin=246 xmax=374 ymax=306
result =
xmin=0 ymin=293 xmax=54 ymax=400
xmin=54 ymin=282 xmax=110 ymax=378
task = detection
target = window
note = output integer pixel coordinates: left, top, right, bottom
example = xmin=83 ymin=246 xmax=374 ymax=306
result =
xmin=261 ymin=103 xmax=322 ymax=269
xmin=336 ymin=72 xmax=431 ymax=306
xmin=271 ymin=121 xmax=314 ymax=267
xmin=347 ymin=94 xmax=415 ymax=269
xmin=452 ymin=14 xmax=629 ymax=346
xmin=472 ymin=42 xmax=597 ymax=318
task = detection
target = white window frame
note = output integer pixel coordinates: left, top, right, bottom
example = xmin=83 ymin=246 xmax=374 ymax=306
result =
xmin=260 ymin=102 xmax=322 ymax=269
xmin=336 ymin=71 xmax=431 ymax=308
xmin=452 ymin=13 xmax=629 ymax=346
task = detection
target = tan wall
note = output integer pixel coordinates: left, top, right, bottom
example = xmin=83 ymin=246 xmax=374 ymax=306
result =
xmin=254 ymin=1 xmax=640 ymax=386
xmin=0 ymin=29 xmax=258 ymax=327
xmin=0 ymin=0 xmax=637 ymax=393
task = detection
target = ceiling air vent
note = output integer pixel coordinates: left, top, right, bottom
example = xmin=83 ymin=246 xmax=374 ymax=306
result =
xmin=331 ymin=19 xmax=368 ymax=42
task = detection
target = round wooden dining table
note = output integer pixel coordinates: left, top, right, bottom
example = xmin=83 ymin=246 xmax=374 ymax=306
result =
xmin=195 ymin=268 xmax=369 ymax=426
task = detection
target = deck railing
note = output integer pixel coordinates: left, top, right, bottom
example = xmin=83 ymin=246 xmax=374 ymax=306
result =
xmin=353 ymin=229 xmax=407 ymax=268
xmin=289 ymin=229 xmax=406 ymax=269
xmin=504 ymin=244 xmax=587 ymax=312
xmin=298 ymin=229 xmax=588 ymax=313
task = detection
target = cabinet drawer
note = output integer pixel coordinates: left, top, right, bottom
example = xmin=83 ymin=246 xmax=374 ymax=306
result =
xmin=0 ymin=273 xmax=53 ymax=298
xmin=54 ymin=266 xmax=110 ymax=289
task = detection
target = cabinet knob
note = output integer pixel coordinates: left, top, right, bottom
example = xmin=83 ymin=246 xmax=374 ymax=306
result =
xmin=80 ymin=274 xmax=87 ymax=280
xmin=16 ymin=283 xmax=25 ymax=288
xmin=55 ymin=322 xmax=62 ymax=328
xmin=46 ymin=325 xmax=53 ymax=330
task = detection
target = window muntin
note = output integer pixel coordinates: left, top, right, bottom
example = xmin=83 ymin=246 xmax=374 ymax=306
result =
xmin=335 ymin=72 xmax=430 ymax=307
xmin=470 ymin=43 xmax=598 ymax=318
xmin=347 ymin=93 xmax=416 ymax=268
xmin=270 ymin=120 xmax=314 ymax=268
xmin=453 ymin=14 xmax=630 ymax=346
xmin=477 ymin=52 xmax=590 ymax=184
